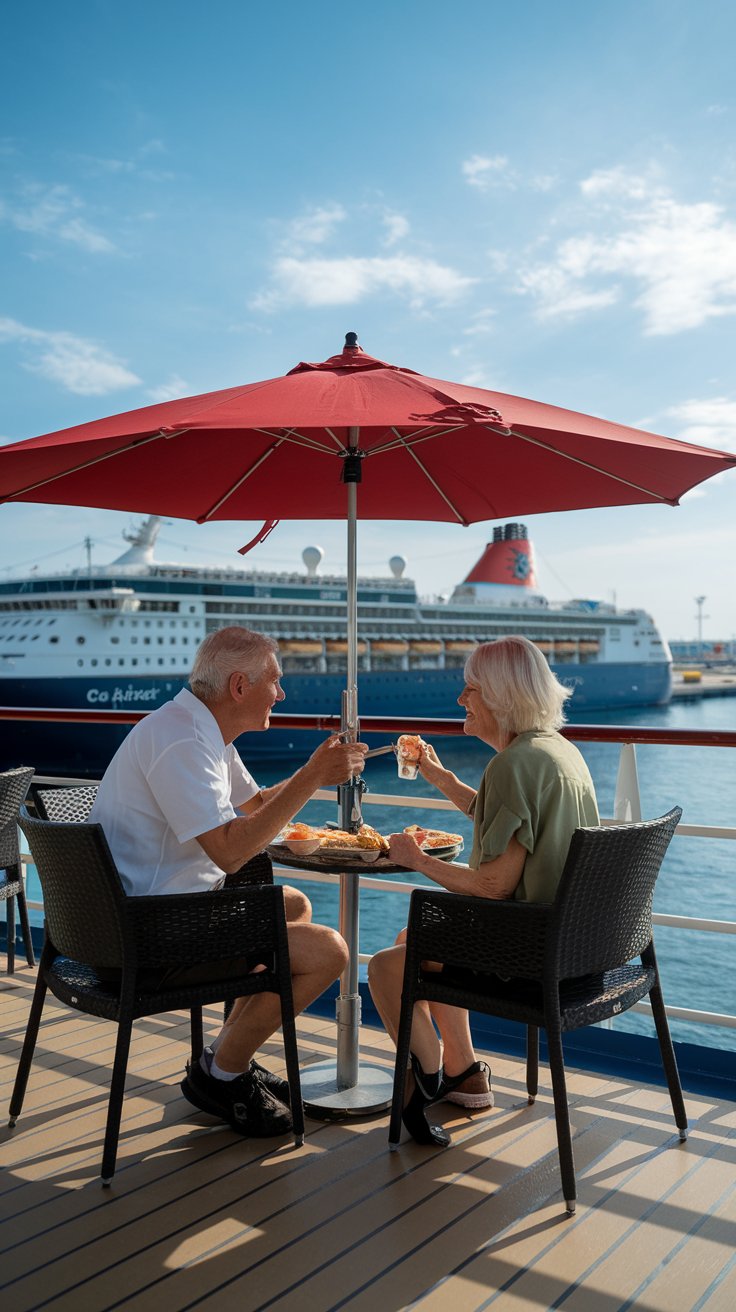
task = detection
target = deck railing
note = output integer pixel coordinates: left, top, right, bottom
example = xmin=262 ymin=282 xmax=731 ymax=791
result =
xmin=7 ymin=708 xmax=736 ymax=1038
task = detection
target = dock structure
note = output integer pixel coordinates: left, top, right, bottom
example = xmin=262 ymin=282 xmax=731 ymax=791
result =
xmin=671 ymin=669 xmax=736 ymax=700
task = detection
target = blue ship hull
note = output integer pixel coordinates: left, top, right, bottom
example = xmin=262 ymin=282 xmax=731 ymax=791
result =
xmin=1 ymin=661 xmax=671 ymax=775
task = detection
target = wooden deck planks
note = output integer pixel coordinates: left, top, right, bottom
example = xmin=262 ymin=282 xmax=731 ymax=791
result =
xmin=2 ymin=973 xmax=736 ymax=1312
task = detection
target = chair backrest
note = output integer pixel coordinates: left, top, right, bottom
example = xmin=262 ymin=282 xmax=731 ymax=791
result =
xmin=32 ymin=785 xmax=99 ymax=823
xmin=18 ymin=806 xmax=127 ymax=968
xmin=548 ymin=807 xmax=682 ymax=979
xmin=0 ymin=766 xmax=35 ymax=868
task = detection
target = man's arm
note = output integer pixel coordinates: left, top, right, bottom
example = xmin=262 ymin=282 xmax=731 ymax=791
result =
xmin=198 ymin=735 xmax=367 ymax=873
xmin=388 ymin=831 xmax=526 ymax=900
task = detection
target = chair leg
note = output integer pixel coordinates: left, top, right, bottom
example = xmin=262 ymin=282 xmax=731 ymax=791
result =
xmin=5 ymin=892 xmax=15 ymax=974
xmin=8 ymin=957 xmax=49 ymax=1123
xmin=279 ymin=982 xmax=305 ymax=1147
xmin=189 ymin=1006 xmax=204 ymax=1065
xmin=647 ymin=977 xmax=688 ymax=1139
xmin=526 ymin=1025 xmax=539 ymax=1104
xmin=546 ymin=1026 xmax=577 ymax=1214
xmin=17 ymin=886 xmax=35 ymax=968
xmin=388 ymin=982 xmax=416 ymax=1147
xmin=101 ymin=1016 xmax=134 ymax=1186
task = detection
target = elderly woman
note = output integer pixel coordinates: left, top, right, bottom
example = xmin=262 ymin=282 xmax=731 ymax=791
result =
xmin=367 ymin=635 xmax=599 ymax=1146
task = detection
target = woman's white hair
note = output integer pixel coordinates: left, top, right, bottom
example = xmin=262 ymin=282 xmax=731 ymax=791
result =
xmin=189 ymin=627 xmax=280 ymax=700
xmin=464 ymin=635 xmax=571 ymax=734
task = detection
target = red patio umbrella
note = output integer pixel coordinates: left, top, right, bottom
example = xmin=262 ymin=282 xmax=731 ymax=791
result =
xmin=1 ymin=331 xmax=734 ymax=817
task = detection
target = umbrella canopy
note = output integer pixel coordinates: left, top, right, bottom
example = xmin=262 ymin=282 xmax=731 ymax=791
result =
xmin=1 ymin=337 xmax=733 ymax=523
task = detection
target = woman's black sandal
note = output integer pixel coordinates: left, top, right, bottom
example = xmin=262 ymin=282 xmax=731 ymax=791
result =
xmin=401 ymin=1055 xmax=451 ymax=1147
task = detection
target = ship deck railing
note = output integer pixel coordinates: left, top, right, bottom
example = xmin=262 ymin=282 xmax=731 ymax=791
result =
xmin=8 ymin=710 xmax=736 ymax=1071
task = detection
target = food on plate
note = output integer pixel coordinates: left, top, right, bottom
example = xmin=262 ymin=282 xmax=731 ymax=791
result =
xmin=403 ymin=823 xmax=463 ymax=849
xmin=280 ymin=822 xmax=390 ymax=854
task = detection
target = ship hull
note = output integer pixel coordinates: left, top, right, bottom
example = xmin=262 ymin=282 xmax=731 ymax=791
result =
xmin=0 ymin=661 xmax=672 ymax=775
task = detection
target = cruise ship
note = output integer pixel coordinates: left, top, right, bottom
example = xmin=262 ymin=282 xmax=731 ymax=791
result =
xmin=0 ymin=517 xmax=672 ymax=772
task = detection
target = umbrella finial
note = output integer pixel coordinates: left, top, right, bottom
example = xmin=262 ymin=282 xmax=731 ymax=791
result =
xmin=344 ymin=331 xmax=359 ymax=350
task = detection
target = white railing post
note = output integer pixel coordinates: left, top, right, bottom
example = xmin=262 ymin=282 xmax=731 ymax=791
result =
xmin=614 ymin=743 xmax=642 ymax=822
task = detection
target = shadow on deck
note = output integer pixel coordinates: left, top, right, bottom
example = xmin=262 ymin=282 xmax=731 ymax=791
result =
xmin=2 ymin=969 xmax=735 ymax=1312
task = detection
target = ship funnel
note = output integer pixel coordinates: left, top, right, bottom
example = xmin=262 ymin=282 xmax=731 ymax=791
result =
xmin=449 ymin=522 xmax=544 ymax=606
xmin=302 ymin=545 xmax=324 ymax=576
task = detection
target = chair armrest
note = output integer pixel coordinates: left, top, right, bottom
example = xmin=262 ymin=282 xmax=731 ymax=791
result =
xmin=406 ymin=888 xmax=551 ymax=980
xmin=124 ymin=883 xmax=286 ymax=968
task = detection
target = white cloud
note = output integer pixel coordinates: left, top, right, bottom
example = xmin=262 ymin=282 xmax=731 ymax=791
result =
xmin=381 ymin=211 xmax=410 ymax=246
xmin=666 ymin=397 xmax=736 ymax=452
xmin=518 ymin=168 xmax=736 ymax=335
xmin=146 ymin=374 xmax=190 ymax=403
xmin=251 ymin=254 xmax=474 ymax=310
xmin=287 ymin=204 xmax=346 ymax=247
xmin=0 ymin=317 xmax=141 ymax=394
xmin=462 ymin=154 xmax=512 ymax=190
xmin=0 ymin=183 xmax=116 ymax=253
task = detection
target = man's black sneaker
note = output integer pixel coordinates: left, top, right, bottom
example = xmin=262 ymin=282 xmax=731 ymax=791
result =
xmin=251 ymin=1059 xmax=291 ymax=1106
xmin=181 ymin=1060 xmax=293 ymax=1137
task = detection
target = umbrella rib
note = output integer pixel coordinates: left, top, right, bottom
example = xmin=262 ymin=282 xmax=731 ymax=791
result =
xmin=254 ymin=427 xmax=337 ymax=453
xmin=503 ymin=426 xmax=678 ymax=504
xmin=198 ymin=439 xmax=285 ymax=521
xmin=0 ymin=429 xmax=177 ymax=501
xmin=392 ymin=435 xmax=468 ymax=525
xmin=368 ymin=425 xmax=462 ymax=456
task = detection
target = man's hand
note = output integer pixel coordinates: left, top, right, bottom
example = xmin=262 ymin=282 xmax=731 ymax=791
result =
xmin=307 ymin=733 xmax=368 ymax=786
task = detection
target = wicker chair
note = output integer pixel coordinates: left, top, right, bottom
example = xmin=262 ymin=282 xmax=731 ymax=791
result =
xmin=388 ymin=808 xmax=687 ymax=1214
xmin=0 ymin=767 xmax=36 ymax=974
xmin=32 ymin=784 xmax=99 ymax=823
xmin=9 ymin=808 xmax=304 ymax=1183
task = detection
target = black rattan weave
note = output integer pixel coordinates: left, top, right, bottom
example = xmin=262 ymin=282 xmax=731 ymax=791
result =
xmin=0 ymin=767 xmax=35 ymax=974
xmin=10 ymin=808 xmax=304 ymax=1182
xmin=32 ymin=785 xmax=99 ymax=823
xmin=389 ymin=808 xmax=687 ymax=1213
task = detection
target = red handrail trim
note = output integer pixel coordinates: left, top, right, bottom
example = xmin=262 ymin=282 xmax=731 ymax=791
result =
xmin=2 ymin=706 xmax=736 ymax=748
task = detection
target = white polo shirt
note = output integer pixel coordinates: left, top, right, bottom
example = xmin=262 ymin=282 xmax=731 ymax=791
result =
xmin=89 ymin=688 xmax=259 ymax=896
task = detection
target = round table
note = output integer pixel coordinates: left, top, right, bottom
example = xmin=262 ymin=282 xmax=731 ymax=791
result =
xmin=269 ymin=846 xmax=413 ymax=1117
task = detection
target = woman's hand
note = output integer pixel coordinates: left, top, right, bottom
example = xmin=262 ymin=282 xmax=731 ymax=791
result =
xmin=388 ymin=831 xmax=426 ymax=870
xmin=416 ymin=740 xmax=447 ymax=787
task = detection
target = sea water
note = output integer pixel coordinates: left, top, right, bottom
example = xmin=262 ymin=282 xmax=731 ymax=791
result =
xmin=20 ymin=695 xmax=736 ymax=1051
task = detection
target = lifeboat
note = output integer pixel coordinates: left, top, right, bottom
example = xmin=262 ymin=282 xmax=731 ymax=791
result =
xmin=409 ymin=640 xmax=442 ymax=655
xmin=371 ymin=640 xmax=409 ymax=655
xmin=579 ymin=639 xmax=600 ymax=654
xmin=533 ymin=639 xmax=553 ymax=654
xmin=554 ymin=640 xmax=578 ymax=655
xmin=445 ymin=640 xmax=476 ymax=654
xmin=278 ymin=640 xmax=323 ymax=656
xmin=325 ymin=639 xmax=367 ymax=655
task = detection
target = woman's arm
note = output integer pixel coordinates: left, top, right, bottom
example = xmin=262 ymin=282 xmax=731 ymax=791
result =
xmin=417 ymin=741 xmax=477 ymax=815
xmin=387 ymin=831 xmax=526 ymax=900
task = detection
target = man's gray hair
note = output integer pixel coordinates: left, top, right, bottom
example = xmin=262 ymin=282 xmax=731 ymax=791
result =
xmin=464 ymin=635 xmax=571 ymax=734
xmin=190 ymin=627 xmax=280 ymax=700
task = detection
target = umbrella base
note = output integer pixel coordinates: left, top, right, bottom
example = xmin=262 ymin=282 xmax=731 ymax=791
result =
xmin=301 ymin=1059 xmax=394 ymax=1118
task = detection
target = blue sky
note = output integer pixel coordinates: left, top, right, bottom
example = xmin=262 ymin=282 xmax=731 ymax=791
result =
xmin=1 ymin=0 xmax=735 ymax=640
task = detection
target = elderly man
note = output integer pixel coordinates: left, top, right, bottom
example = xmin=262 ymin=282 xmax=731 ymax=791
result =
xmin=90 ymin=626 xmax=367 ymax=1138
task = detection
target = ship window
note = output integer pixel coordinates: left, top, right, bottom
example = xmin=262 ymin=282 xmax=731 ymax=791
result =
xmin=77 ymin=659 xmax=84 ymax=667
xmin=119 ymin=659 xmax=125 ymax=666
xmin=189 ymin=606 xmax=196 ymax=613
xmin=143 ymin=637 xmax=151 ymax=645
xmin=31 ymin=634 xmax=39 ymax=641
xmin=111 ymin=636 xmax=120 ymax=644
xmin=170 ymin=637 xmax=177 ymax=644
xmin=76 ymin=636 xmax=86 ymax=645
xmin=158 ymin=658 xmax=164 ymax=665
xmin=105 ymin=659 xmax=111 ymax=666
xmin=131 ymin=659 xmax=138 ymax=666
xmin=49 ymin=636 xmax=59 ymax=644
xmin=91 ymin=659 xmax=98 ymax=667
xmin=131 ymin=637 xmax=138 ymax=645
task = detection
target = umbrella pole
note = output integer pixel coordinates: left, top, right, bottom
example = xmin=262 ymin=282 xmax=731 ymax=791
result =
xmin=338 ymin=426 xmax=364 ymax=833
